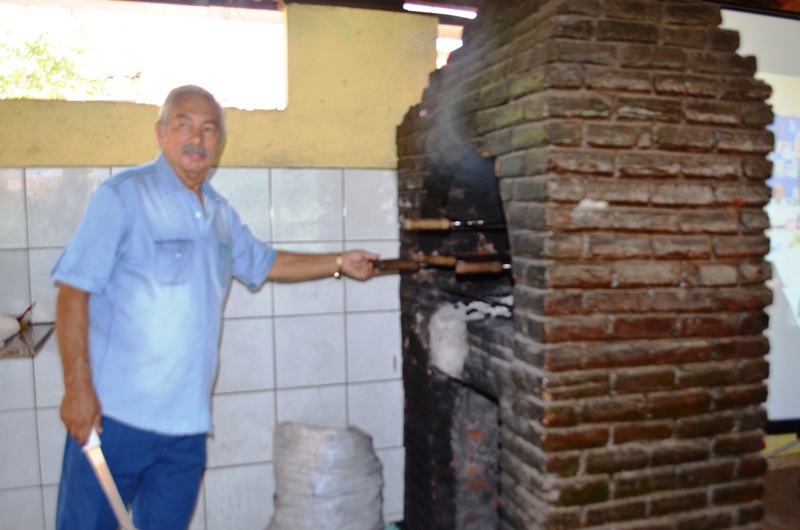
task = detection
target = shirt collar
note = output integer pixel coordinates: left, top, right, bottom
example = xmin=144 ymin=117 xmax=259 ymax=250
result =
xmin=155 ymin=153 xmax=222 ymax=204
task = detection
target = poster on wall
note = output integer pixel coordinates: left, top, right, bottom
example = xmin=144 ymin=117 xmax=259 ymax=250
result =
xmin=763 ymin=113 xmax=800 ymax=432
xmin=769 ymin=115 xmax=800 ymax=201
xmin=721 ymin=8 xmax=800 ymax=435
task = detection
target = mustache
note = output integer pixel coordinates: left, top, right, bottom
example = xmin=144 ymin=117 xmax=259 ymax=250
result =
xmin=180 ymin=144 xmax=209 ymax=158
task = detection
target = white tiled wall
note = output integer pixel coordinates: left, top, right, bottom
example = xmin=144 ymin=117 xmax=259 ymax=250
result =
xmin=0 ymin=165 xmax=404 ymax=529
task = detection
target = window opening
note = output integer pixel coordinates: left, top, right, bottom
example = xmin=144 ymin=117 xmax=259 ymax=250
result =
xmin=0 ymin=0 xmax=286 ymax=110
xmin=436 ymin=24 xmax=462 ymax=69
xmin=1 ymin=0 xmax=463 ymax=107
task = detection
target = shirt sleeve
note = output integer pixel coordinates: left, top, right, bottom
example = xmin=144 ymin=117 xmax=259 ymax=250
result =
xmin=227 ymin=207 xmax=277 ymax=291
xmin=51 ymin=184 xmax=126 ymax=295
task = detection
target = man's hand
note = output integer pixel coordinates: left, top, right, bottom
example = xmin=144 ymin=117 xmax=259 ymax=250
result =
xmin=341 ymin=249 xmax=379 ymax=281
xmin=61 ymin=378 xmax=102 ymax=446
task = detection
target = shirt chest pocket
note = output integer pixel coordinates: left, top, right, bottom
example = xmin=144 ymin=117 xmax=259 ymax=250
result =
xmin=155 ymin=239 xmax=195 ymax=285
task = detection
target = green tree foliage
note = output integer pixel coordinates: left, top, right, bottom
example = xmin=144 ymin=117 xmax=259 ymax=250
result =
xmin=0 ymin=31 xmax=138 ymax=100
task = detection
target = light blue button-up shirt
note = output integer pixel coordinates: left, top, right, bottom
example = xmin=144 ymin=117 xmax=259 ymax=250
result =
xmin=52 ymin=155 xmax=277 ymax=435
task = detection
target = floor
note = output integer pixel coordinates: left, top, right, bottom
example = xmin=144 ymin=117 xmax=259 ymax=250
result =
xmin=763 ymin=451 xmax=800 ymax=530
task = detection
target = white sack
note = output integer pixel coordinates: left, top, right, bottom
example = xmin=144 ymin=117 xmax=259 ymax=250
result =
xmin=267 ymin=422 xmax=384 ymax=530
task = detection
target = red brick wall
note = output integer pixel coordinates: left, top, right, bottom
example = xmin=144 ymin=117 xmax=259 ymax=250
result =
xmin=397 ymin=0 xmax=774 ymax=528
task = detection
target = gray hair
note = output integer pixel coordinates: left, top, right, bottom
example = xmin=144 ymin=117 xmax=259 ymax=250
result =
xmin=158 ymin=85 xmax=226 ymax=138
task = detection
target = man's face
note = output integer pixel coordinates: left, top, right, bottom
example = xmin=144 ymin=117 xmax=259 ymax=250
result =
xmin=156 ymin=93 xmax=223 ymax=191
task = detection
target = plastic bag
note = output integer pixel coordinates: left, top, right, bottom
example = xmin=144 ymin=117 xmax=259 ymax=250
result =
xmin=267 ymin=422 xmax=385 ymax=530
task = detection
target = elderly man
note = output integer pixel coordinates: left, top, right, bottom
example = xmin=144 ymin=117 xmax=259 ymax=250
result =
xmin=52 ymin=85 xmax=378 ymax=530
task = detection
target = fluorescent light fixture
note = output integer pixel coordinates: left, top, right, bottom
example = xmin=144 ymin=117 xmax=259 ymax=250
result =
xmin=403 ymin=2 xmax=477 ymax=19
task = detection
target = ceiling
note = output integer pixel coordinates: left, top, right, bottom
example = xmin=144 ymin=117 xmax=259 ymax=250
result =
xmin=128 ymin=0 xmax=481 ymax=24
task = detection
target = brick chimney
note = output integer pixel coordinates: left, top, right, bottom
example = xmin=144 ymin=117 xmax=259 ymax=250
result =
xmin=396 ymin=0 xmax=774 ymax=529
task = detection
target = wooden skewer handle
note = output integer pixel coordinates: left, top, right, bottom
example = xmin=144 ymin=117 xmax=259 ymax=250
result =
xmin=376 ymin=258 xmax=510 ymax=275
xmin=402 ymin=218 xmax=452 ymax=231
xmin=417 ymin=254 xmax=457 ymax=266
xmin=376 ymin=259 xmax=420 ymax=272
xmin=455 ymin=260 xmax=509 ymax=275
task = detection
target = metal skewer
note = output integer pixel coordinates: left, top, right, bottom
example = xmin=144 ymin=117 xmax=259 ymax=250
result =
xmin=401 ymin=218 xmax=506 ymax=231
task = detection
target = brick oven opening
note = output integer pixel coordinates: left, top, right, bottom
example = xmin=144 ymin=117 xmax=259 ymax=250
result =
xmin=399 ymin=140 xmax=514 ymax=529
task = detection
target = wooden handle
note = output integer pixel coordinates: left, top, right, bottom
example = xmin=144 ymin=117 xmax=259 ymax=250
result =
xmin=417 ymin=254 xmax=457 ymax=267
xmin=455 ymin=260 xmax=509 ymax=275
xmin=402 ymin=218 xmax=452 ymax=231
xmin=376 ymin=259 xmax=420 ymax=272
xmin=376 ymin=257 xmax=509 ymax=275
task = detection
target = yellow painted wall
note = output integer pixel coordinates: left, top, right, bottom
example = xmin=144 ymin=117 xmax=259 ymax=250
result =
xmin=0 ymin=4 xmax=437 ymax=168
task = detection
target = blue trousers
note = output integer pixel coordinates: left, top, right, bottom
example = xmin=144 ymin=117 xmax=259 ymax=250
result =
xmin=55 ymin=416 xmax=206 ymax=530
